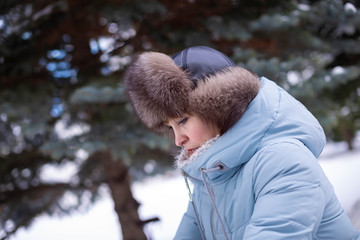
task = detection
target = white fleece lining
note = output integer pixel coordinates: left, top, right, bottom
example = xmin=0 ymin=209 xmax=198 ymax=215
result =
xmin=175 ymin=135 xmax=219 ymax=169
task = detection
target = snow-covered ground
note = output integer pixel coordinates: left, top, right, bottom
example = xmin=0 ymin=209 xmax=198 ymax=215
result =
xmin=9 ymin=139 xmax=360 ymax=240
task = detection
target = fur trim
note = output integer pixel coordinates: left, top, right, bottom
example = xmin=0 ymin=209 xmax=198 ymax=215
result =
xmin=175 ymin=135 xmax=219 ymax=169
xmin=124 ymin=52 xmax=194 ymax=132
xmin=189 ymin=67 xmax=261 ymax=134
xmin=125 ymin=51 xmax=260 ymax=134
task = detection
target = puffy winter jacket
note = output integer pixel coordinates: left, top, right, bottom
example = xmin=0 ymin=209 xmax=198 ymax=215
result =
xmin=174 ymin=77 xmax=360 ymax=240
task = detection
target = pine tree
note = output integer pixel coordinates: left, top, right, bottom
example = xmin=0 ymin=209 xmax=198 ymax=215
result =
xmin=0 ymin=0 xmax=170 ymax=239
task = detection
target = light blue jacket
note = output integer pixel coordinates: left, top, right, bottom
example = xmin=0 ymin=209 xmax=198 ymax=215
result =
xmin=174 ymin=77 xmax=360 ymax=239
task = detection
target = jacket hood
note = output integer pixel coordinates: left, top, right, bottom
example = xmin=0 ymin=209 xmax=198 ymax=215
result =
xmin=182 ymin=77 xmax=326 ymax=181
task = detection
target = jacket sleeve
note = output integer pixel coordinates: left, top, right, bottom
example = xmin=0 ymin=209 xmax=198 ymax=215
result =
xmin=243 ymin=142 xmax=326 ymax=239
xmin=174 ymin=201 xmax=203 ymax=240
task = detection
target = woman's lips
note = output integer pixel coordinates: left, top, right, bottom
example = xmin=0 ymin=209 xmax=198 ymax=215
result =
xmin=187 ymin=148 xmax=198 ymax=156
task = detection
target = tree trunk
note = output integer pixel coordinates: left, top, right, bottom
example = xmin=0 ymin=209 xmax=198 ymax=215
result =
xmin=97 ymin=151 xmax=147 ymax=240
xmin=338 ymin=118 xmax=355 ymax=151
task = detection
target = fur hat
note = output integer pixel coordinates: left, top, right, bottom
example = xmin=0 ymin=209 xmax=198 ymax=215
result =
xmin=124 ymin=46 xmax=261 ymax=134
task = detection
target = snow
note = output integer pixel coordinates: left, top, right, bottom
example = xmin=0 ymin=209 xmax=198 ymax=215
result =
xmin=9 ymin=196 xmax=122 ymax=240
xmin=319 ymin=149 xmax=360 ymax=213
xmin=9 ymin=140 xmax=360 ymax=240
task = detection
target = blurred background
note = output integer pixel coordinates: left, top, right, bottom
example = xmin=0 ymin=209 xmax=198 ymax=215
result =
xmin=1 ymin=0 xmax=360 ymax=239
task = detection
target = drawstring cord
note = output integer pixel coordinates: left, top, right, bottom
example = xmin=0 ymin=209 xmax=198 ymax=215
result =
xmin=182 ymin=171 xmax=206 ymax=240
xmin=201 ymin=166 xmax=230 ymax=240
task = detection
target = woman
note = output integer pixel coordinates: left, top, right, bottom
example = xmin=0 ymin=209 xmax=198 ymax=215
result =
xmin=125 ymin=46 xmax=359 ymax=239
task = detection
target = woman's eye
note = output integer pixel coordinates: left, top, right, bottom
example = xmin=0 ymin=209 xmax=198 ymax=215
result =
xmin=178 ymin=117 xmax=188 ymax=125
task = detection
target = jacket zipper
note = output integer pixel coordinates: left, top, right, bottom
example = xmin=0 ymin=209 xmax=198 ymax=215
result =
xmin=181 ymin=170 xmax=206 ymax=240
xmin=182 ymin=167 xmax=230 ymax=240
xmin=200 ymin=167 xmax=230 ymax=240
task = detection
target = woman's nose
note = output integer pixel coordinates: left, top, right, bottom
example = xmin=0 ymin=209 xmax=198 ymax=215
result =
xmin=174 ymin=132 xmax=187 ymax=147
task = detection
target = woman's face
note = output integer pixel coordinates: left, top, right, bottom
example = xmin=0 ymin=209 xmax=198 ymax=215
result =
xmin=166 ymin=114 xmax=219 ymax=155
